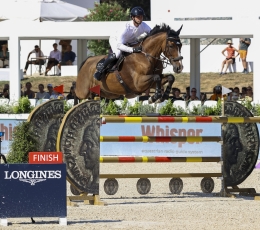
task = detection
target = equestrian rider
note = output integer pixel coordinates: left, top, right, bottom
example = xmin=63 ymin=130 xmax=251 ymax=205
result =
xmin=94 ymin=6 xmax=151 ymax=81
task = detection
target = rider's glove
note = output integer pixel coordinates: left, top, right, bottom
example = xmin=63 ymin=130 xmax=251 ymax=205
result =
xmin=133 ymin=46 xmax=142 ymax=53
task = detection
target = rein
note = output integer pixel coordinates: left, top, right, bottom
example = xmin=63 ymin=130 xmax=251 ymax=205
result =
xmin=139 ymin=35 xmax=183 ymax=72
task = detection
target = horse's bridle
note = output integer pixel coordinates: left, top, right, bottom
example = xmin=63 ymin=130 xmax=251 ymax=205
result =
xmin=164 ymin=36 xmax=183 ymax=63
xmin=139 ymin=35 xmax=183 ymax=72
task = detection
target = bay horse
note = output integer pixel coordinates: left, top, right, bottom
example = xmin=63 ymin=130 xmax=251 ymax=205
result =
xmin=76 ymin=23 xmax=183 ymax=103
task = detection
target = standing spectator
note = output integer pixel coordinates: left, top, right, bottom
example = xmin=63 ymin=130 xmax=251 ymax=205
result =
xmin=36 ymin=84 xmax=50 ymax=99
xmin=183 ymin=86 xmax=190 ymax=101
xmin=57 ymin=45 xmax=76 ymax=71
xmin=219 ymin=40 xmax=239 ymax=75
xmin=188 ymin=87 xmax=199 ymax=101
xmin=23 ymin=82 xmax=35 ymax=99
xmin=45 ymin=43 xmax=61 ymax=76
xmin=246 ymin=86 xmax=253 ymax=101
xmin=23 ymin=45 xmax=45 ymax=75
xmin=238 ymin=38 xmax=251 ymax=74
xmin=171 ymin=88 xmax=184 ymax=101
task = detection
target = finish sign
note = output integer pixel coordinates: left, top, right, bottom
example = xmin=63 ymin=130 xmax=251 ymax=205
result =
xmin=29 ymin=152 xmax=63 ymax=164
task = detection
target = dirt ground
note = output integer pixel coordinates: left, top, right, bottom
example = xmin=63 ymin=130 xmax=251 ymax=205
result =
xmin=5 ymin=161 xmax=260 ymax=230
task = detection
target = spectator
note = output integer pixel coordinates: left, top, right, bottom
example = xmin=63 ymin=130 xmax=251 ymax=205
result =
xmin=241 ymin=87 xmax=247 ymax=99
xmin=2 ymin=88 xmax=9 ymax=99
xmin=139 ymin=88 xmax=150 ymax=101
xmin=171 ymin=88 xmax=184 ymax=101
xmin=57 ymin=45 xmax=76 ymax=71
xmin=66 ymin=86 xmax=76 ymax=100
xmin=183 ymin=86 xmax=190 ymax=101
xmin=238 ymin=38 xmax=251 ymax=74
xmin=21 ymin=84 xmax=24 ymax=97
xmin=46 ymin=83 xmax=54 ymax=98
xmin=200 ymin=92 xmax=207 ymax=102
xmin=246 ymin=86 xmax=253 ymax=101
xmin=45 ymin=43 xmax=61 ymax=76
xmin=227 ymin=87 xmax=234 ymax=101
xmin=59 ymin=40 xmax=71 ymax=59
xmin=50 ymin=86 xmax=63 ymax=99
xmin=219 ymin=40 xmax=239 ymax=75
xmin=23 ymin=45 xmax=45 ymax=75
xmin=210 ymin=85 xmax=223 ymax=101
xmin=188 ymin=87 xmax=199 ymax=101
xmin=36 ymin=84 xmax=49 ymax=99
xmin=0 ymin=44 xmax=9 ymax=68
xmin=232 ymin=87 xmax=240 ymax=100
xmin=23 ymin=82 xmax=35 ymax=99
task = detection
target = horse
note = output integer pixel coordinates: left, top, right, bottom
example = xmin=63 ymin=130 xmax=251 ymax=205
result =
xmin=75 ymin=23 xmax=183 ymax=103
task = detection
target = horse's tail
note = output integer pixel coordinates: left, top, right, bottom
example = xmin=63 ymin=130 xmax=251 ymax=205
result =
xmin=78 ymin=56 xmax=93 ymax=72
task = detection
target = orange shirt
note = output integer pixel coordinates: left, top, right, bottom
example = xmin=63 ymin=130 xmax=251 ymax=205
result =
xmin=226 ymin=46 xmax=235 ymax=58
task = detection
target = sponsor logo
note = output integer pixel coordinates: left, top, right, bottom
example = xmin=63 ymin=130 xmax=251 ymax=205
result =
xmin=4 ymin=170 xmax=61 ymax=186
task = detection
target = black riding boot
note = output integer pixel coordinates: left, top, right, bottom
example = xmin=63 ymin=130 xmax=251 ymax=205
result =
xmin=94 ymin=53 xmax=117 ymax=81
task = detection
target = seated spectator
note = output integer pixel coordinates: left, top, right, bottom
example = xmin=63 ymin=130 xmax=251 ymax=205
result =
xmin=50 ymin=85 xmax=64 ymax=99
xmin=227 ymin=87 xmax=234 ymax=101
xmin=46 ymin=83 xmax=54 ymax=98
xmin=200 ymin=92 xmax=207 ymax=102
xmin=36 ymin=84 xmax=50 ymax=99
xmin=171 ymin=88 xmax=184 ymax=101
xmin=246 ymin=86 xmax=253 ymax=101
xmin=240 ymin=87 xmax=247 ymax=99
xmin=57 ymin=45 xmax=76 ymax=71
xmin=183 ymin=86 xmax=190 ymax=101
xmin=232 ymin=87 xmax=240 ymax=101
xmin=23 ymin=82 xmax=35 ymax=99
xmin=210 ymin=85 xmax=224 ymax=101
xmin=188 ymin=87 xmax=199 ymax=101
xmin=23 ymin=45 xmax=45 ymax=75
xmin=219 ymin=40 xmax=239 ymax=75
xmin=2 ymin=88 xmax=9 ymax=99
xmin=139 ymin=88 xmax=150 ymax=101
xmin=66 ymin=86 xmax=77 ymax=100
xmin=0 ymin=44 xmax=9 ymax=68
xmin=45 ymin=43 xmax=61 ymax=76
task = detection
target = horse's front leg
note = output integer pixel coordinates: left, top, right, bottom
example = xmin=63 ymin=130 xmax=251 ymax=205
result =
xmin=148 ymin=74 xmax=162 ymax=104
xmin=161 ymin=74 xmax=175 ymax=102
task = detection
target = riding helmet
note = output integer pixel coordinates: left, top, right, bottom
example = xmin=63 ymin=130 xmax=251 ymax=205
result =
xmin=130 ymin=6 xmax=145 ymax=17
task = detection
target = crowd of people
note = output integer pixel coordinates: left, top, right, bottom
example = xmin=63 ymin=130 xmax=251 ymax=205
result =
xmin=23 ymin=41 xmax=76 ymax=76
xmin=0 ymin=82 xmax=77 ymax=101
xmin=139 ymin=85 xmax=254 ymax=104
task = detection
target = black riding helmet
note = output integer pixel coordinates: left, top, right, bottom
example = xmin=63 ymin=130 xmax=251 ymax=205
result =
xmin=130 ymin=6 xmax=145 ymax=17
xmin=215 ymin=85 xmax=222 ymax=94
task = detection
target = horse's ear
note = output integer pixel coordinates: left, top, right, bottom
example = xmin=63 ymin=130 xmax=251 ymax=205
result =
xmin=176 ymin=25 xmax=183 ymax=35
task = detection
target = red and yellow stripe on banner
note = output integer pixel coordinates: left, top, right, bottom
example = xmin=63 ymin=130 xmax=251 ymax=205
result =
xmin=100 ymin=136 xmax=221 ymax=142
xmin=100 ymin=156 xmax=221 ymax=163
xmin=101 ymin=116 xmax=258 ymax=124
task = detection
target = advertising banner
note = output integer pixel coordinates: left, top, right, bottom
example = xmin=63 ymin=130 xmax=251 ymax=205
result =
xmin=101 ymin=123 xmax=260 ymax=158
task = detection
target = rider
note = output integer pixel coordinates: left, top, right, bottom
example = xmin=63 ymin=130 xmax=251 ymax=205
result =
xmin=94 ymin=6 xmax=151 ymax=81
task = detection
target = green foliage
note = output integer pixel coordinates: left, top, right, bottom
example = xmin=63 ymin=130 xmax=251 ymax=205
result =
xmin=7 ymin=122 xmax=38 ymax=163
xmin=84 ymin=2 xmax=130 ymax=55
xmin=101 ymin=99 xmax=121 ymax=115
xmin=126 ymin=101 xmax=142 ymax=115
xmin=0 ymin=104 xmax=13 ymax=114
xmin=64 ymin=100 xmax=73 ymax=114
xmin=12 ymin=97 xmax=33 ymax=114
xmin=159 ymin=99 xmax=177 ymax=115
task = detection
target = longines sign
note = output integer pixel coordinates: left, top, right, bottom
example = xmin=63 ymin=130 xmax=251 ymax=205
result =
xmin=0 ymin=164 xmax=66 ymax=218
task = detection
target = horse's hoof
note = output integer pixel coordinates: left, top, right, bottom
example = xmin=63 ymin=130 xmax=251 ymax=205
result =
xmin=148 ymin=97 xmax=154 ymax=104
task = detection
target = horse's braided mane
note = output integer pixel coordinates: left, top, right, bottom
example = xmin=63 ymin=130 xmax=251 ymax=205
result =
xmin=148 ymin=23 xmax=179 ymax=38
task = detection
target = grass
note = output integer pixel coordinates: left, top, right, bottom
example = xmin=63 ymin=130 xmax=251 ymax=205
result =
xmin=0 ymin=72 xmax=253 ymax=94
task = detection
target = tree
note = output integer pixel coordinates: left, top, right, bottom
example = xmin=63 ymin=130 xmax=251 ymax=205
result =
xmin=100 ymin=0 xmax=151 ymax=20
xmin=85 ymin=2 xmax=130 ymax=55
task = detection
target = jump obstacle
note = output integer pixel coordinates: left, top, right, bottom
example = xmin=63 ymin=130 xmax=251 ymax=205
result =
xmin=100 ymin=113 xmax=260 ymax=198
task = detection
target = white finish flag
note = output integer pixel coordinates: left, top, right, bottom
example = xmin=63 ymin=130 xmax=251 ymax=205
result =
xmin=222 ymin=86 xmax=232 ymax=95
